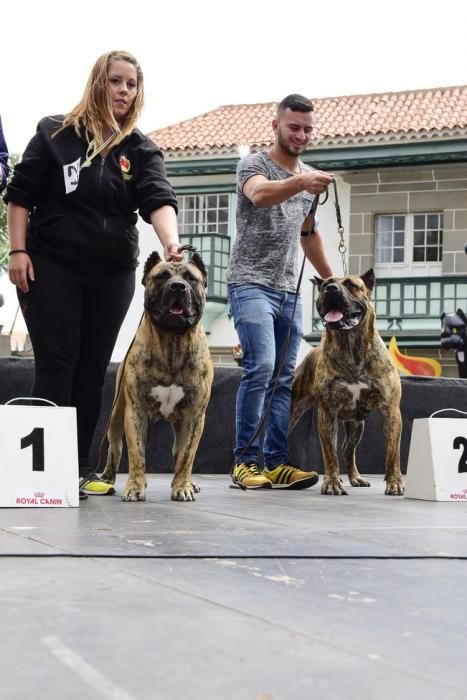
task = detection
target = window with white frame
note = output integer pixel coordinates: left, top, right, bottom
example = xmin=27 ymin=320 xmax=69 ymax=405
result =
xmin=375 ymin=215 xmax=405 ymax=263
xmin=413 ymin=213 xmax=443 ymax=262
xmin=177 ymin=194 xmax=230 ymax=236
xmin=375 ymin=213 xmax=443 ymax=275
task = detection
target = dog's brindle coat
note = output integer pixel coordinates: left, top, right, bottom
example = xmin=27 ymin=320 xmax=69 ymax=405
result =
xmin=101 ymin=251 xmax=213 ymax=502
xmin=291 ymin=269 xmax=404 ymax=496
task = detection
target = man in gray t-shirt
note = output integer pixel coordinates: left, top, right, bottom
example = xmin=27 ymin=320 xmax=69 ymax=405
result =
xmin=227 ymin=94 xmax=334 ymax=491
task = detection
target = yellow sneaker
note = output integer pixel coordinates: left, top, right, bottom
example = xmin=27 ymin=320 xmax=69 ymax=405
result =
xmin=230 ymin=462 xmax=272 ymax=490
xmin=79 ymin=474 xmax=116 ymax=496
xmin=264 ymin=463 xmax=319 ymax=490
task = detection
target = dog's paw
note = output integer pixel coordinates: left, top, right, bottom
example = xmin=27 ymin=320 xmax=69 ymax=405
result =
xmin=385 ymin=478 xmax=405 ymax=496
xmin=121 ymin=481 xmax=146 ymax=502
xmin=349 ymin=475 xmax=371 ymax=487
xmin=171 ymin=484 xmax=197 ymax=502
xmin=321 ymin=476 xmax=348 ymax=495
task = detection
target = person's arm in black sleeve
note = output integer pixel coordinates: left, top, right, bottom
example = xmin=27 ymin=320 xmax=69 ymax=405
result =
xmin=135 ymin=139 xmax=178 ymax=220
xmin=4 ymin=118 xmax=54 ymax=293
xmin=135 ymin=137 xmax=181 ymax=261
xmin=3 ymin=117 xmax=54 ymax=208
xmin=0 ymin=116 xmax=9 ymax=194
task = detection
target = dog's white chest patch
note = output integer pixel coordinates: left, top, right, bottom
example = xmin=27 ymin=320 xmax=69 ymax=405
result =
xmin=150 ymin=384 xmax=185 ymax=419
xmin=344 ymin=382 xmax=368 ymax=406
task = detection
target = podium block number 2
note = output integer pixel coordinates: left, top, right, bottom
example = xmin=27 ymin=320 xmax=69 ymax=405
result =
xmin=20 ymin=427 xmax=45 ymax=471
xmin=454 ymin=436 xmax=467 ymax=473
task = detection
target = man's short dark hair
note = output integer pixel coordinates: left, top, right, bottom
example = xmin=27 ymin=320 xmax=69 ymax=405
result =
xmin=277 ymin=94 xmax=314 ymax=115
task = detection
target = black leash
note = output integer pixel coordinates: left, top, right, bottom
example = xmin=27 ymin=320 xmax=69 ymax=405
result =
xmin=333 ymin=178 xmax=347 ymax=276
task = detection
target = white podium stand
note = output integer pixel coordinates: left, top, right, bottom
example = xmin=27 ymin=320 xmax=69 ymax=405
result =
xmin=405 ymin=410 xmax=467 ymax=501
xmin=0 ymin=399 xmax=79 ymax=507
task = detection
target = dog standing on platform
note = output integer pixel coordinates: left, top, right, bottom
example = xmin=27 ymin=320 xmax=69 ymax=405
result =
xmin=291 ymin=269 xmax=404 ymax=496
xmin=101 ymin=251 xmax=213 ymax=501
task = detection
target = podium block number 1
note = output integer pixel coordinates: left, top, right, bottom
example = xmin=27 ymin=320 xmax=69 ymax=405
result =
xmin=21 ymin=427 xmax=45 ymax=471
xmin=0 ymin=403 xmax=79 ymax=508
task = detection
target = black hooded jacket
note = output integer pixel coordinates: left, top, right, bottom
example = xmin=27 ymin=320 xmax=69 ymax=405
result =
xmin=4 ymin=116 xmax=178 ymax=272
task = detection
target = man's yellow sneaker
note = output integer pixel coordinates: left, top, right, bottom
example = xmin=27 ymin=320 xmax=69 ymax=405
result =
xmin=79 ymin=474 xmax=116 ymax=496
xmin=230 ymin=462 xmax=272 ymax=490
xmin=264 ymin=463 xmax=319 ymax=490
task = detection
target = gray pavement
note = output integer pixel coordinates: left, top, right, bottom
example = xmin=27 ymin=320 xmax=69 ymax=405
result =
xmin=0 ymin=474 xmax=466 ymax=700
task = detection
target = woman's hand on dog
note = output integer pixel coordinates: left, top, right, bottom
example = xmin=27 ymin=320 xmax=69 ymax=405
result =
xmin=164 ymin=243 xmax=184 ymax=262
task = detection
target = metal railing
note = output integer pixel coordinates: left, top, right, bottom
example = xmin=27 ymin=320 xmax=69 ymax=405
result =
xmin=179 ymin=232 xmax=230 ymax=302
xmin=310 ymin=275 xmax=467 ymax=339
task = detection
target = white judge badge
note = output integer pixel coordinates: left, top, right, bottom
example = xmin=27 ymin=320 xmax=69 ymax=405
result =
xmin=0 ymin=399 xmax=79 ymax=507
xmin=63 ymin=157 xmax=81 ymax=194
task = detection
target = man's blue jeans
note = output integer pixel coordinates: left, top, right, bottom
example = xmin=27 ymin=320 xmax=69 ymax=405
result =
xmin=228 ymin=284 xmax=303 ymax=467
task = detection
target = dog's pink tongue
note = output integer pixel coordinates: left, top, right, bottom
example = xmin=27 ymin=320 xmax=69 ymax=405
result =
xmin=169 ymin=303 xmax=184 ymax=315
xmin=324 ymin=310 xmax=343 ymax=323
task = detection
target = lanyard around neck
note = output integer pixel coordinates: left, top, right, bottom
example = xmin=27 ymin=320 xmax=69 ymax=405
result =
xmin=80 ymin=131 xmax=118 ymax=170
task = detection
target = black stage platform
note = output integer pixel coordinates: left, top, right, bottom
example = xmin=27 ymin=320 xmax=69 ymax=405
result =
xmin=0 ymin=474 xmax=466 ymax=699
xmin=1 ymin=357 xmax=467 ymax=474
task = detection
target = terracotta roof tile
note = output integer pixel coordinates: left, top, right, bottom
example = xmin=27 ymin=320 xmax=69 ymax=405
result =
xmin=148 ymin=85 xmax=467 ymax=155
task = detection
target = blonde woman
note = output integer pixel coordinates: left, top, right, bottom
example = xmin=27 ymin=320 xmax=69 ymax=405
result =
xmin=5 ymin=50 xmax=181 ymax=498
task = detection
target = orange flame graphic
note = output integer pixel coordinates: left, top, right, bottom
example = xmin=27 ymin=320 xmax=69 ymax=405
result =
xmin=388 ymin=337 xmax=441 ymax=377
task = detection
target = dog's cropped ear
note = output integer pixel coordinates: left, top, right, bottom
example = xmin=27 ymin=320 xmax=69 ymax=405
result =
xmin=360 ymin=269 xmax=375 ymax=292
xmin=456 ymin=308 xmax=467 ymax=323
xmin=190 ymin=252 xmax=208 ymax=288
xmin=142 ymin=251 xmax=163 ymax=286
xmin=313 ymin=276 xmax=324 ymax=289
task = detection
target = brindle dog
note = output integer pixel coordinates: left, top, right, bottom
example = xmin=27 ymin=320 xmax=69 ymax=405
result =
xmin=101 ymin=251 xmax=213 ymax=502
xmin=291 ymin=269 xmax=404 ymax=496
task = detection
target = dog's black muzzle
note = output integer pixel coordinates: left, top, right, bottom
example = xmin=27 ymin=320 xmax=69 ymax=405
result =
xmin=146 ymin=280 xmax=202 ymax=334
xmin=317 ymin=284 xmax=366 ymax=331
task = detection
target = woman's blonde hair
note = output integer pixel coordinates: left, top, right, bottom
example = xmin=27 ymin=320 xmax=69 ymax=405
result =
xmin=57 ymin=50 xmax=144 ymax=149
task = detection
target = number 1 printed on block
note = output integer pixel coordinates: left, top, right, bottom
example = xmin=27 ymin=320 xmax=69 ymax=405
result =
xmin=20 ymin=427 xmax=45 ymax=471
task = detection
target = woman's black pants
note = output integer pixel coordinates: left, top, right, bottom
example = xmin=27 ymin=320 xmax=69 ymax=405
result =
xmin=18 ymin=253 xmax=135 ymax=474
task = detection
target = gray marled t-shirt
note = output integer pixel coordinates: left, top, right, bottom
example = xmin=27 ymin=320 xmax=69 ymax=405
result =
xmin=226 ymin=151 xmax=315 ymax=292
